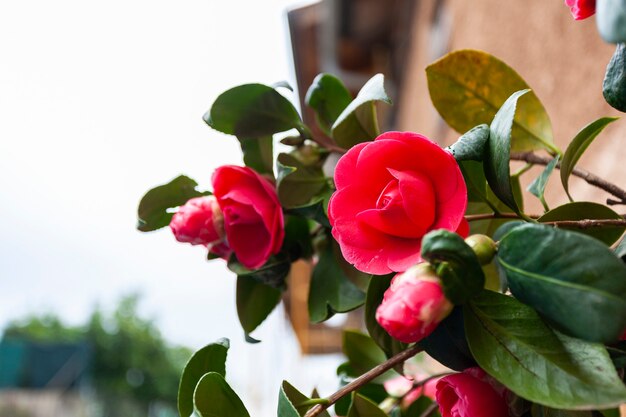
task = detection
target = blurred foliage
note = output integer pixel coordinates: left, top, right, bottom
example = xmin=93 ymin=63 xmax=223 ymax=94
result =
xmin=2 ymin=294 xmax=190 ymax=417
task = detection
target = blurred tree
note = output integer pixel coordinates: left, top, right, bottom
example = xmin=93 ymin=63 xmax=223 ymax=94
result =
xmin=2 ymin=294 xmax=190 ymax=417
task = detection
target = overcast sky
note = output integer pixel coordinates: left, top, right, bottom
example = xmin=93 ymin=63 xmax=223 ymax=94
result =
xmin=0 ymin=1 xmax=339 ymax=414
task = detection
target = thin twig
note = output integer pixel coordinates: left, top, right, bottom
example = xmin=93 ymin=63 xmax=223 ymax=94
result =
xmin=465 ymin=212 xmax=626 ymax=229
xmin=304 ymin=345 xmax=423 ymax=417
xmin=510 ymin=152 xmax=626 ymax=204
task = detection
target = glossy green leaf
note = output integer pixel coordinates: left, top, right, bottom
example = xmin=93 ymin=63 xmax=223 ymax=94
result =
xmin=308 ymin=241 xmax=365 ymax=323
xmin=603 ymin=44 xmax=626 ymax=112
xmin=236 ymin=276 xmax=281 ymax=341
xmin=239 ymin=136 xmax=274 ymax=175
xmin=228 ymin=255 xmax=291 ymax=290
xmin=137 ymin=175 xmax=210 ymax=232
xmin=560 ymin=117 xmax=618 ymax=200
xmin=538 ymin=202 xmax=625 ymax=245
xmin=178 ymin=339 xmax=229 ymax=417
xmin=465 ymin=290 xmax=626 ymax=409
xmin=528 ymin=156 xmax=559 ymax=211
xmin=276 ymin=153 xmax=329 ymax=209
xmin=285 ymin=193 xmax=331 ymax=228
xmin=448 ymin=124 xmax=490 ymax=161
xmin=341 ymin=330 xmax=387 ymax=377
xmin=347 ymin=394 xmax=388 ymax=417
xmin=421 ymin=230 xmax=485 ymax=304
xmin=204 ymin=83 xmax=303 ymax=138
xmin=418 ymin=307 xmax=477 ymax=371
xmin=364 ymin=274 xmax=408 ymax=361
xmin=498 ymin=223 xmax=626 ymax=342
xmin=282 ymin=215 xmax=314 ymax=261
xmin=484 ymin=89 xmax=529 ymax=214
xmin=331 ymin=74 xmax=392 ymax=149
xmin=459 ymin=160 xmax=488 ymax=203
xmin=531 ymin=404 xmax=593 ymax=417
xmin=426 ymin=50 xmax=557 ymax=154
xmin=277 ymin=381 xmax=330 ymax=417
xmin=597 ymin=0 xmax=626 ymax=43
xmin=305 ymin=73 xmax=352 ymax=135
xmin=193 ymin=372 xmax=250 ymax=417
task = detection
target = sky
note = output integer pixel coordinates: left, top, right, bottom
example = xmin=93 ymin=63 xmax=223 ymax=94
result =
xmin=0 ymin=0 xmax=340 ymax=414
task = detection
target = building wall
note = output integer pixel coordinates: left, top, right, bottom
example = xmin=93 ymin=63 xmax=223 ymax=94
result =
xmin=398 ymin=0 xmax=623 ymax=209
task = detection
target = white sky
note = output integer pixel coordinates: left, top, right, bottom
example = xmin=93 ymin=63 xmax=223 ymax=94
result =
xmin=0 ymin=0 xmax=340 ymax=414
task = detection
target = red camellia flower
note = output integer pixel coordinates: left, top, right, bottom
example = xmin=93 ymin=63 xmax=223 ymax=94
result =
xmin=328 ymin=131 xmax=467 ymax=274
xmin=436 ymin=368 xmax=509 ymax=417
xmin=375 ymin=264 xmax=453 ymax=343
xmin=170 ymin=196 xmax=226 ymax=247
xmin=565 ymin=0 xmax=596 ymax=20
xmin=212 ymin=165 xmax=284 ymax=269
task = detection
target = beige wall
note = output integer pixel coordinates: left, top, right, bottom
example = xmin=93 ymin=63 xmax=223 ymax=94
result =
xmin=398 ymin=0 xmax=623 ymax=209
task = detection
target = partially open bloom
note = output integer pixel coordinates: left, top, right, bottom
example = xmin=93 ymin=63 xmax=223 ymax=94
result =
xmin=328 ymin=131 xmax=467 ymax=274
xmin=212 ymin=165 xmax=284 ymax=269
xmin=376 ymin=264 xmax=453 ymax=343
xmin=565 ymin=0 xmax=596 ymax=20
xmin=170 ymin=196 xmax=225 ymax=247
xmin=436 ymin=368 xmax=509 ymax=417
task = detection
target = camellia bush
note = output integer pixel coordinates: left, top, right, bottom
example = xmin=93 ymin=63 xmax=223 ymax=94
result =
xmin=137 ymin=2 xmax=626 ymax=416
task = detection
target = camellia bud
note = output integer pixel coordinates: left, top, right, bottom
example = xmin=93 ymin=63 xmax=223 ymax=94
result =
xmin=169 ymin=196 xmax=226 ymax=247
xmin=375 ymin=263 xmax=453 ymax=343
xmin=465 ymin=234 xmax=497 ymax=265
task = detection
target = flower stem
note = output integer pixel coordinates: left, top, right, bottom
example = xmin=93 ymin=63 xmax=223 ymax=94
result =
xmin=303 ymin=344 xmax=423 ymax=417
xmin=510 ymin=152 xmax=626 ymax=205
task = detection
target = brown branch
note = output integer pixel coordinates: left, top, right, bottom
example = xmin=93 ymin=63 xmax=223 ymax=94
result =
xmin=510 ymin=152 xmax=626 ymax=204
xmin=465 ymin=212 xmax=626 ymax=229
xmin=304 ymin=344 xmax=423 ymax=417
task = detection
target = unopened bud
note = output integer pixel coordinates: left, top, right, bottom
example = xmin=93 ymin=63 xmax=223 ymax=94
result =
xmin=465 ymin=234 xmax=497 ymax=265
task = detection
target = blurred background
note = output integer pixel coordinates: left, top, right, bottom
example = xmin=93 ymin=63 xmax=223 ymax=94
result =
xmin=0 ymin=0 xmax=621 ymax=416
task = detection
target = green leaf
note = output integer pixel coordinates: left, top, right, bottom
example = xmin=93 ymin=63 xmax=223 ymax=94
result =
xmin=560 ymin=117 xmax=618 ymax=200
xmin=331 ymin=74 xmax=392 ymax=149
xmin=603 ymin=44 xmax=626 ymax=112
xmin=347 ymin=394 xmax=388 ymax=417
xmin=305 ymin=73 xmax=352 ymax=135
xmin=236 ymin=276 xmax=281 ymax=341
xmin=228 ymin=256 xmax=291 ymax=290
xmin=282 ymin=215 xmax=314 ymax=261
xmin=597 ymin=0 xmax=626 ymax=43
xmin=276 ymin=153 xmax=329 ymax=209
xmin=239 ymin=136 xmax=274 ymax=176
xmin=497 ymin=223 xmax=626 ymax=342
xmin=538 ymin=202 xmax=625 ymax=246
xmin=528 ymin=156 xmax=559 ymax=211
xmin=531 ymin=404 xmax=593 ymax=417
xmin=285 ymin=193 xmax=331 ymax=228
xmin=448 ymin=124 xmax=490 ymax=161
xmin=341 ymin=330 xmax=387 ymax=377
xmin=193 ymin=372 xmax=250 ymax=417
xmin=426 ymin=50 xmax=557 ymax=154
xmin=364 ymin=274 xmax=408 ymax=361
xmin=277 ymin=380 xmax=330 ymax=417
xmin=420 ymin=230 xmax=485 ymax=304
xmin=137 ymin=175 xmax=210 ymax=232
xmin=419 ymin=307 xmax=477 ymax=371
xmin=465 ymin=290 xmax=626 ymax=409
xmin=204 ymin=83 xmax=303 ymax=138
xmin=178 ymin=339 xmax=229 ymax=417
xmin=484 ymin=89 xmax=529 ymax=214
xmin=308 ymin=241 xmax=365 ymax=323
